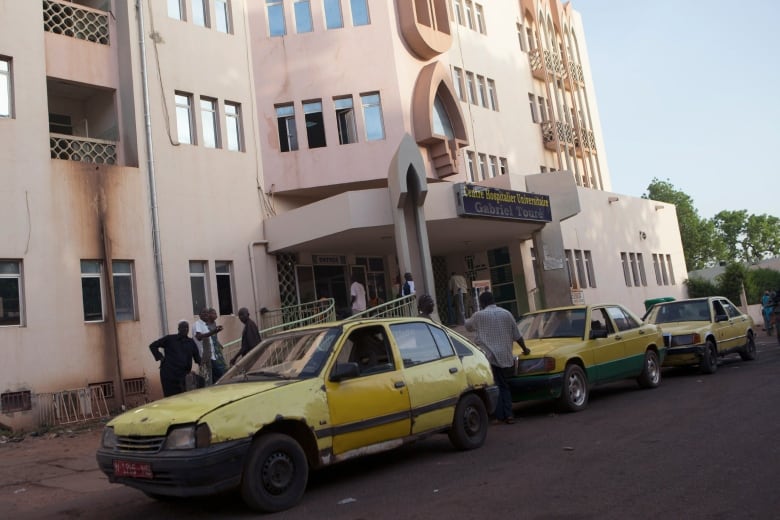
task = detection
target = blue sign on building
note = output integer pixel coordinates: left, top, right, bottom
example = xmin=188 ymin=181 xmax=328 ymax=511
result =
xmin=454 ymin=184 xmax=552 ymax=222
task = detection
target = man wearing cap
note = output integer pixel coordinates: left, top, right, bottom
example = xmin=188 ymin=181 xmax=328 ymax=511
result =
xmin=149 ymin=320 xmax=202 ymax=397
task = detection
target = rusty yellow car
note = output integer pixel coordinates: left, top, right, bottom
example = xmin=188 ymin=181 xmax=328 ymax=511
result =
xmin=510 ymin=304 xmax=666 ymax=412
xmin=96 ymin=318 xmax=497 ymax=513
xmin=644 ymin=296 xmax=757 ymax=373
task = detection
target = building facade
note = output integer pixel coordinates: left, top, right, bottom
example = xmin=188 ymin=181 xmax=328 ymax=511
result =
xmin=0 ymin=0 xmax=686 ymax=430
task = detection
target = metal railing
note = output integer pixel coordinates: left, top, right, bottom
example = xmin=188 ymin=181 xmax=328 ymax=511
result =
xmin=43 ymin=0 xmax=110 ymax=45
xmin=50 ymin=133 xmax=117 ymax=164
xmin=344 ymin=294 xmax=418 ymax=321
xmin=37 ymin=386 xmax=110 ymax=427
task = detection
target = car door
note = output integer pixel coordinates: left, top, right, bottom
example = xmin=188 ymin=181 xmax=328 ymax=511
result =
xmin=325 ymin=324 xmax=412 ymax=456
xmin=589 ymin=307 xmax=627 ymax=384
xmin=719 ymin=298 xmax=750 ymax=350
xmin=606 ymin=305 xmax=649 ymax=377
xmin=389 ymin=322 xmax=467 ymax=435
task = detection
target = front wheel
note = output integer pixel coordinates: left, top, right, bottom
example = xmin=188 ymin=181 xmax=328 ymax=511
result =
xmin=740 ymin=333 xmax=757 ymax=361
xmin=637 ymin=350 xmax=661 ymax=388
xmin=241 ymin=433 xmax=309 ymax=513
xmin=558 ymin=364 xmax=588 ymax=412
xmin=448 ymin=393 xmax=488 ymax=450
xmin=699 ymin=340 xmax=718 ymax=374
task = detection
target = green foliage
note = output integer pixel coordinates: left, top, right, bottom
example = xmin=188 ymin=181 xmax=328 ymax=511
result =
xmin=686 ymin=265 xmax=780 ymax=305
xmin=716 ymin=263 xmax=747 ymax=303
xmin=685 ymin=276 xmax=719 ymax=298
xmin=745 ymin=268 xmax=780 ymax=304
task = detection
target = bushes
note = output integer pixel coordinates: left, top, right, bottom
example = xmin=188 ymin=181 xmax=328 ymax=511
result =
xmin=687 ymin=264 xmax=780 ymax=304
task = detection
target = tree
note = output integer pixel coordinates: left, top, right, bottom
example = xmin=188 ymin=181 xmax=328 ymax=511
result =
xmin=716 ymin=263 xmax=747 ymax=304
xmin=643 ymin=178 xmax=714 ymax=270
xmin=713 ymin=210 xmax=780 ymax=263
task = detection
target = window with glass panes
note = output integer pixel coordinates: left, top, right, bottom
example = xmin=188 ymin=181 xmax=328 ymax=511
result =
xmin=216 ymin=261 xmax=234 ymax=315
xmin=81 ymin=260 xmax=104 ymax=322
xmin=190 ymin=261 xmax=209 ymax=315
xmin=112 ymin=261 xmax=136 ymax=321
xmin=0 ymin=260 xmax=23 ymax=326
xmin=488 ymin=247 xmax=517 ymax=316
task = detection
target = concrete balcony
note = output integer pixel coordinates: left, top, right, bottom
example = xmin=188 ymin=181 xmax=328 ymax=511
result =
xmin=50 ymin=133 xmax=117 ymax=165
xmin=541 ymin=120 xmax=575 ymax=151
xmin=529 ymin=48 xmax=565 ymax=82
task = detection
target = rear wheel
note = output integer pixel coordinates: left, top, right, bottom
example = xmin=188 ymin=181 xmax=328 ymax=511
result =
xmin=448 ymin=393 xmax=488 ymax=450
xmin=637 ymin=350 xmax=661 ymax=388
xmin=241 ymin=433 xmax=309 ymax=513
xmin=558 ymin=364 xmax=588 ymax=412
xmin=700 ymin=340 xmax=718 ymax=374
xmin=740 ymin=333 xmax=757 ymax=361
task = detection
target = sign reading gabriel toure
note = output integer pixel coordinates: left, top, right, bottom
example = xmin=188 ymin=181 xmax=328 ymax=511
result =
xmin=455 ymin=184 xmax=552 ymax=222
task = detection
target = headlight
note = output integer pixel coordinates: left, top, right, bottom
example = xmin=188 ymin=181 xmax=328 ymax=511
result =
xmin=670 ymin=333 xmax=701 ymax=347
xmin=101 ymin=426 xmax=117 ymax=449
xmin=163 ymin=423 xmax=212 ymax=450
xmin=516 ymin=357 xmax=556 ymax=374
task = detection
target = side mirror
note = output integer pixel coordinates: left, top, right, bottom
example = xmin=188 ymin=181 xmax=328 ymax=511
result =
xmin=330 ymin=362 xmax=360 ymax=382
xmin=590 ymin=328 xmax=608 ymax=339
xmin=714 ymin=314 xmax=729 ymax=323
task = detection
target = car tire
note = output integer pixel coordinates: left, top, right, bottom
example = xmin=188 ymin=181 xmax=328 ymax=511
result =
xmin=700 ymin=340 xmax=718 ymax=374
xmin=740 ymin=333 xmax=757 ymax=361
xmin=558 ymin=364 xmax=588 ymax=412
xmin=241 ymin=433 xmax=309 ymax=513
xmin=448 ymin=393 xmax=488 ymax=451
xmin=637 ymin=349 xmax=661 ymax=389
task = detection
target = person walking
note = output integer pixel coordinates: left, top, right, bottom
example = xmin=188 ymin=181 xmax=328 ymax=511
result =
xmin=401 ymin=272 xmax=415 ymax=296
xmin=192 ymin=308 xmax=214 ymax=384
xmin=465 ymin=291 xmax=530 ymax=424
xmin=350 ymin=274 xmax=367 ymax=316
xmin=149 ymin=320 xmax=201 ymax=397
xmin=231 ymin=307 xmax=263 ymax=365
xmin=206 ymin=308 xmax=227 ymax=382
xmin=761 ymin=290 xmax=774 ymax=334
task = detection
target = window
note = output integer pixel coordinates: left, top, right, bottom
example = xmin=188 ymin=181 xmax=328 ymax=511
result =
xmin=192 ymin=0 xmax=209 ymax=27
xmin=666 ymin=254 xmax=675 ymax=285
xmin=487 ymin=79 xmax=497 ymax=110
xmin=361 ymin=92 xmax=385 ymax=141
xmin=81 ymin=260 xmax=104 ymax=322
xmin=466 ymin=151 xmax=475 ymax=181
xmin=324 ymin=0 xmax=344 ymax=29
xmin=216 ymin=261 xmax=234 ymax=316
xmin=390 ymin=322 xmax=447 ymax=367
xmin=564 ymin=249 xmax=575 ymax=287
xmin=200 ymin=97 xmax=219 ymax=148
xmin=477 ymin=75 xmax=488 ymax=107
xmin=584 ymin=251 xmax=596 ymax=288
xmin=464 ymin=0 xmax=474 ymax=29
xmin=303 ymin=100 xmax=326 ymax=148
xmin=538 ymin=95 xmax=547 ymax=122
xmin=350 ymin=0 xmax=370 ymax=26
xmin=475 ymin=4 xmax=485 ymax=34
xmin=528 ymin=93 xmax=539 ymax=123
xmin=0 ymin=260 xmax=23 ymax=326
xmin=294 ymin=0 xmax=313 ymax=32
xmin=517 ymin=23 xmax=527 ymax=52
xmin=465 ymin=72 xmax=477 ymax=104
xmin=526 ymin=26 xmax=535 ymax=50
xmin=225 ymin=101 xmax=243 ymax=151
xmin=267 ymin=0 xmax=286 ymax=36
xmin=432 ymin=95 xmax=455 ymax=138
xmin=1 ymin=57 xmax=12 ymax=118
xmin=540 ymin=166 xmax=547 ymax=173
xmin=112 ymin=261 xmax=136 ymax=321
xmin=334 ymin=96 xmax=358 ymax=144
xmin=175 ymin=92 xmax=194 ymax=144
xmin=606 ymin=306 xmax=639 ymax=332
xmin=453 ymin=0 xmax=463 ymax=25
xmin=340 ymin=325 xmax=394 ymax=375
xmin=49 ymin=113 xmax=72 ymax=135
xmin=629 ymin=253 xmax=640 ymax=286
xmin=190 ymin=261 xmax=209 ymax=315
xmin=660 ymin=254 xmax=669 ymax=285
xmin=452 ymin=67 xmax=465 ymax=101
xmin=499 ymin=157 xmax=508 ymax=175
xmin=477 ymin=153 xmax=487 ymax=181
xmin=620 ymin=252 xmax=632 ymax=287
xmin=1 ymin=391 xmax=32 ymax=413
xmin=637 ymin=253 xmax=647 ymax=286
xmin=276 ymin=104 xmax=299 ymax=152
xmin=488 ymin=155 xmax=498 ymax=178
xmin=167 ymin=0 xmax=184 ymax=20
xmin=652 ymin=254 xmax=662 ymax=285
xmin=215 ymin=0 xmax=231 ymax=33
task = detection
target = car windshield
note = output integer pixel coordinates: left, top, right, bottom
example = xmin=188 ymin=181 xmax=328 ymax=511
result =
xmin=219 ymin=327 xmax=341 ymax=383
xmin=517 ymin=309 xmax=587 ymax=339
xmin=646 ymin=301 xmax=710 ymax=324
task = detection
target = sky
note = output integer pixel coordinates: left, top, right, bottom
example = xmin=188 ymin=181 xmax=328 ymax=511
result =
xmin=573 ymin=1 xmax=779 ymax=220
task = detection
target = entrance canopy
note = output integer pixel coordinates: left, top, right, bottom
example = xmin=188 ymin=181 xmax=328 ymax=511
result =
xmin=264 ymin=183 xmax=547 ymax=256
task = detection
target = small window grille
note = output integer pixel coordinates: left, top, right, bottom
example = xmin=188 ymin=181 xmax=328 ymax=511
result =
xmin=89 ymin=381 xmax=115 ymax=399
xmin=124 ymin=377 xmax=147 ymax=396
xmin=1 ymin=390 xmax=32 ymax=413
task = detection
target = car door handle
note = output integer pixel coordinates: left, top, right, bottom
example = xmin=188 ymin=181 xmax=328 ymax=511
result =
xmin=638 ymin=330 xmax=645 ymax=335
xmin=449 ymin=367 xmax=458 ymax=374
xmin=394 ymin=381 xmax=406 ymax=389
xmin=614 ymin=334 xmax=622 ymax=340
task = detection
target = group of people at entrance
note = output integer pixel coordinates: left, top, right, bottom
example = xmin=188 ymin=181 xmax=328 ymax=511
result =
xmin=761 ymin=289 xmax=780 ymax=335
xmin=149 ymin=306 xmax=263 ymax=397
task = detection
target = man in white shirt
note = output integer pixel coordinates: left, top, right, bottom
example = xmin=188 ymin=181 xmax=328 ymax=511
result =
xmin=351 ymin=275 xmax=367 ymax=315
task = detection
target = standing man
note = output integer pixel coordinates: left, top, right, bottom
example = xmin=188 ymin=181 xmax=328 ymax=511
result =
xmin=149 ymin=320 xmax=201 ymax=398
xmin=761 ymin=290 xmax=774 ymax=334
xmin=401 ymin=272 xmax=415 ymax=296
xmin=231 ymin=307 xmax=262 ymax=365
xmin=465 ymin=291 xmax=530 ymax=425
xmin=207 ymin=308 xmax=227 ymax=382
xmin=193 ymin=308 xmax=213 ymax=384
xmin=351 ymin=274 xmax=367 ymax=316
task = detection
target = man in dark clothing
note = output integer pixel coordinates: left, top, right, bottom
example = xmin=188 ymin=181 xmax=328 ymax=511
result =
xmin=149 ymin=320 xmax=201 ymax=397
xmin=231 ymin=307 xmax=262 ymax=365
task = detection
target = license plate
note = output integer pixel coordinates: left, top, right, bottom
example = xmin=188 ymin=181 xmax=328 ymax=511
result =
xmin=113 ymin=460 xmax=153 ymax=479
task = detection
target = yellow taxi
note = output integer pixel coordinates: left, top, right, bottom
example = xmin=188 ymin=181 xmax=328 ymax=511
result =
xmin=643 ymin=296 xmax=757 ymax=373
xmin=96 ymin=318 xmax=497 ymax=513
xmin=510 ymin=304 xmax=665 ymax=412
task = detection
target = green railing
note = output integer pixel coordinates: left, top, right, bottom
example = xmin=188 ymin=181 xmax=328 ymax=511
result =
xmin=222 ymin=299 xmax=336 ymax=363
xmin=344 ymin=294 xmax=418 ymax=321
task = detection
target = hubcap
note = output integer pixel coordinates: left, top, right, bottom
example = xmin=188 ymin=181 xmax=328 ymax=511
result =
xmin=568 ymin=372 xmax=585 ymax=405
xmin=261 ymin=451 xmax=295 ymax=495
xmin=463 ymin=405 xmax=480 ymax=436
xmin=648 ymin=356 xmax=659 ymax=383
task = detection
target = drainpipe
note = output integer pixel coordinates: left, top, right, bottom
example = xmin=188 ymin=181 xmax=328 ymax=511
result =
xmin=137 ymin=0 xmax=168 ymax=334
xmin=249 ymin=241 xmax=269 ymax=321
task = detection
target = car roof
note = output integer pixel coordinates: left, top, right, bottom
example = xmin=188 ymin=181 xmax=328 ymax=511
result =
xmin=520 ymin=303 xmax=625 ymax=315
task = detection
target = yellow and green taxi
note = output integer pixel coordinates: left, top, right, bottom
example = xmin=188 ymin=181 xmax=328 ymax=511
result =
xmin=644 ymin=296 xmax=756 ymax=373
xmin=96 ymin=318 xmax=497 ymax=513
xmin=510 ymin=304 xmax=665 ymax=412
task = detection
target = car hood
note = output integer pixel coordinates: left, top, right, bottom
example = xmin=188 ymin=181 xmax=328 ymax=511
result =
xmin=514 ymin=337 xmax=584 ymax=357
xmin=108 ymin=381 xmax=292 ymax=435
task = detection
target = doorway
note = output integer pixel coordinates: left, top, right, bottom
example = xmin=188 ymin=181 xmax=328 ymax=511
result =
xmin=314 ymin=265 xmax=349 ymax=314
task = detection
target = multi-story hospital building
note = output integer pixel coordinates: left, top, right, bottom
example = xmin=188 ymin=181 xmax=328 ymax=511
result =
xmin=0 ymin=0 xmax=686 ymax=430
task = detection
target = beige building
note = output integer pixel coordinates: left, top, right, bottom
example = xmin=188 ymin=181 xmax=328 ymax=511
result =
xmin=0 ymin=0 xmax=686 ymax=430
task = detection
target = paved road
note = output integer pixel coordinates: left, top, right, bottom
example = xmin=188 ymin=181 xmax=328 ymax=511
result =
xmin=7 ymin=335 xmax=780 ymax=519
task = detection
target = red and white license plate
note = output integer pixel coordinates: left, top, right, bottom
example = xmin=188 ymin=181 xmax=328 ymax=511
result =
xmin=113 ymin=460 xmax=153 ymax=479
